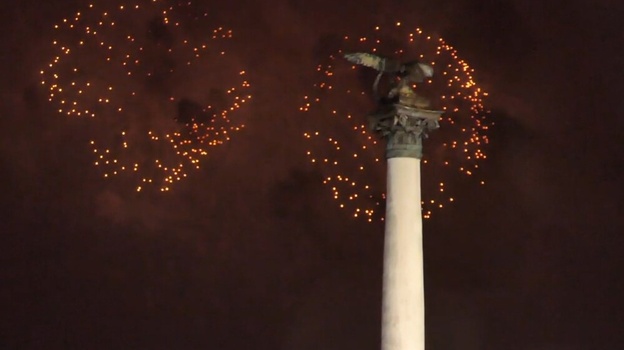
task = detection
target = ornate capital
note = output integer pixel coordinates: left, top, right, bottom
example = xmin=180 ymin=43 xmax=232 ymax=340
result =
xmin=369 ymin=104 xmax=442 ymax=159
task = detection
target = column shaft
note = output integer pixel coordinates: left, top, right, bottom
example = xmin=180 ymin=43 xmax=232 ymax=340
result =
xmin=382 ymin=157 xmax=425 ymax=350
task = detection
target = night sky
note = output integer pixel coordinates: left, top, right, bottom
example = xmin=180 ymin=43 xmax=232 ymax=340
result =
xmin=2 ymin=0 xmax=624 ymax=349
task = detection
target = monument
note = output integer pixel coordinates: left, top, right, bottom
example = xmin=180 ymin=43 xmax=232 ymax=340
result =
xmin=345 ymin=52 xmax=443 ymax=350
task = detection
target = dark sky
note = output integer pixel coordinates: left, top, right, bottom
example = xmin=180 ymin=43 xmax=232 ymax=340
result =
xmin=2 ymin=0 xmax=624 ymax=349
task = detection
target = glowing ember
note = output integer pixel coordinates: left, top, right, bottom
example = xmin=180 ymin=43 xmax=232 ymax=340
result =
xmin=40 ymin=1 xmax=252 ymax=192
xmin=301 ymin=24 xmax=491 ymax=221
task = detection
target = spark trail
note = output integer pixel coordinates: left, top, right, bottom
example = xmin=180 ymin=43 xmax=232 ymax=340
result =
xmin=40 ymin=1 xmax=252 ymax=192
xmin=301 ymin=23 xmax=491 ymax=221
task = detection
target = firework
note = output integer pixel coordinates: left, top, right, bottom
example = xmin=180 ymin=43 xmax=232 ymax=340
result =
xmin=40 ymin=1 xmax=252 ymax=192
xmin=301 ymin=23 xmax=491 ymax=221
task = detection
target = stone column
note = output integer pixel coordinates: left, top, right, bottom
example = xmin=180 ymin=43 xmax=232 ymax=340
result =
xmin=378 ymin=105 xmax=441 ymax=350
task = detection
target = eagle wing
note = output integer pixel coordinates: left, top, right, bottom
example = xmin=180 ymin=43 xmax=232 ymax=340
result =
xmin=344 ymin=52 xmax=385 ymax=71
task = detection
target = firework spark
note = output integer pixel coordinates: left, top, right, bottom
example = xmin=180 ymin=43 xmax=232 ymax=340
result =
xmin=40 ymin=1 xmax=252 ymax=192
xmin=301 ymin=23 xmax=491 ymax=222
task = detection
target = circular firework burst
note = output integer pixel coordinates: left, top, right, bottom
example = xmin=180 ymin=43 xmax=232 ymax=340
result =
xmin=300 ymin=23 xmax=491 ymax=222
xmin=40 ymin=1 xmax=252 ymax=192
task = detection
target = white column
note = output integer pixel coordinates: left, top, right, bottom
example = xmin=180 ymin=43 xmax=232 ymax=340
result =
xmin=382 ymin=157 xmax=424 ymax=350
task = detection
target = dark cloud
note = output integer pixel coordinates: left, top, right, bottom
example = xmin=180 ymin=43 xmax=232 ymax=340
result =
xmin=2 ymin=0 xmax=624 ymax=349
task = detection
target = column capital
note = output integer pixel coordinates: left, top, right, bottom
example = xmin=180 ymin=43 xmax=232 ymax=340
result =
xmin=369 ymin=104 xmax=443 ymax=159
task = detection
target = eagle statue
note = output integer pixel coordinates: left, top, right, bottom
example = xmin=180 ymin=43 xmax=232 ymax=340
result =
xmin=344 ymin=52 xmax=433 ymax=108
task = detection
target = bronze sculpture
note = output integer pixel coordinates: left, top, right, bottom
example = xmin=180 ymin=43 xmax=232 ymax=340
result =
xmin=344 ymin=52 xmax=442 ymax=158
